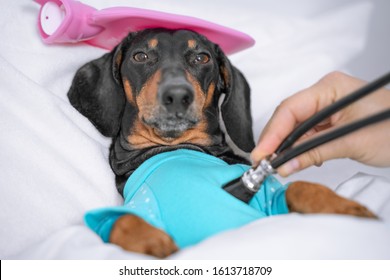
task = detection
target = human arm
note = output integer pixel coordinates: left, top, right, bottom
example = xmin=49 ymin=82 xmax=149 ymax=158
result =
xmin=251 ymin=71 xmax=390 ymax=176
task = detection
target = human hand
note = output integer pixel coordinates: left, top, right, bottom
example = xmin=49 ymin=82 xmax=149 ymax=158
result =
xmin=251 ymin=71 xmax=390 ymax=176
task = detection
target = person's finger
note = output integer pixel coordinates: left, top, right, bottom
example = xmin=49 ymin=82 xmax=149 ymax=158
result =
xmin=251 ymin=76 xmax=337 ymax=165
xmin=277 ymin=135 xmax=348 ymax=176
xmin=250 ymin=106 xmax=295 ymax=164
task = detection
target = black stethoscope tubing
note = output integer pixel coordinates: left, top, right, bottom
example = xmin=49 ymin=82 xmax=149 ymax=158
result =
xmin=271 ymin=71 xmax=390 ymax=169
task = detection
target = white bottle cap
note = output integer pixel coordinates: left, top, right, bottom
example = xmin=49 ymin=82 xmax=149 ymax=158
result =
xmin=40 ymin=1 xmax=65 ymax=35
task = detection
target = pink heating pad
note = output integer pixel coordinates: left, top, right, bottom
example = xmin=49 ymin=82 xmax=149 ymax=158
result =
xmin=35 ymin=0 xmax=255 ymax=54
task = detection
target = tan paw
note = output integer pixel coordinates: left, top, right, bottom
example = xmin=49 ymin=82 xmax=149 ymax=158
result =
xmin=110 ymin=214 xmax=178 ymax=258
xmin=286 ymin=181 xmax=377 ymax=219
xmin=332 ymin=200 xmax=377 ymax=219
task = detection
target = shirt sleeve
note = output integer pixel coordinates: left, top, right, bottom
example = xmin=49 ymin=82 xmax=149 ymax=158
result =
xmin=84 ymin=183 xmax=166 ymax=243
xmin=249 ymin=175 xmax=289 ymax=216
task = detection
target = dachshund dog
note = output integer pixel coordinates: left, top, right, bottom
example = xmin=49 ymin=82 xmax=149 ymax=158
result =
xmin=68 ymin=28 xmax=375 ymax=258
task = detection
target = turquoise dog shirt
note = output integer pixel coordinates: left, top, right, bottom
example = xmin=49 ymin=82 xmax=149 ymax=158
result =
xmin=85 ymin=149 xmax=289 ymax=248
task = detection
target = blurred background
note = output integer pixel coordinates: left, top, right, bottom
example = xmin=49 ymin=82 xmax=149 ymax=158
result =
xmin=257 ymin=0 xmax=390 ymax=80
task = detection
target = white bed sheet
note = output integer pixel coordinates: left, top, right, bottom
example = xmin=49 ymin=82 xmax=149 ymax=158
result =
xmin=1 ymin=0 xmax=390 ymax=259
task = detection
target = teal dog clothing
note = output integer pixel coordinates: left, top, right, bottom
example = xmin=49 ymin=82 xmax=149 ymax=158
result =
xmin=85 ymin=149 xmax=289 ymax=248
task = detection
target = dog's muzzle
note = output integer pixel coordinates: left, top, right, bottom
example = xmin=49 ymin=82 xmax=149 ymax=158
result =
xmin=141 ymin=75 xmax=198 ymax=138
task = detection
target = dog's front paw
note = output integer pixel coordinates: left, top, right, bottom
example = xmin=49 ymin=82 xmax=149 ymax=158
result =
xmin=334 ymin=200 xmax=377 ymax=219
xmin=110 ymin=214 xmax=178 ymax=258
xmin=286 ymin=181 xmax=378 ymax=219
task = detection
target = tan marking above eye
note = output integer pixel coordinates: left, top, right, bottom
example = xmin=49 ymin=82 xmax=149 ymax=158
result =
xmin=188 ymin=39 xmax=197 ymax=49
xmin=148 ymin=38 xmax=158 ymax=48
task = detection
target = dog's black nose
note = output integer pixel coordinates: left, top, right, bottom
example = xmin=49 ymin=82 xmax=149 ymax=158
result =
xmin=161 ymin=86 xmax=194 ymax=117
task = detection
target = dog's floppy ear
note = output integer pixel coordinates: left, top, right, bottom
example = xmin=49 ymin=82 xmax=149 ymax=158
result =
xmin=67 ymin=40 xmax=129 ymax=137
xmin=216 ymin=46 xmax=255 ymax=153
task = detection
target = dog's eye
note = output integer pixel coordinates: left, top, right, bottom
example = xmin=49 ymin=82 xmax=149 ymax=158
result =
xmin=133 ymin=52 xmax=149 ymax=62
xmin=194 ymin=53 xmax=210 ymax=64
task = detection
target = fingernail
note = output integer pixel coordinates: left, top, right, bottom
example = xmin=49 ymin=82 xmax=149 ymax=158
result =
xmin=279 ymin=158 xmax=300 ymax=176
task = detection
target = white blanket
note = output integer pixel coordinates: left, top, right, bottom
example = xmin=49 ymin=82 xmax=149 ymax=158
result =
xmin=1 ymin=0 xmax=390 ymax=259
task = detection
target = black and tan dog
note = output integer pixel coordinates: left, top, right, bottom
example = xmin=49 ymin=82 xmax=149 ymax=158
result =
xmin=68 ymin=28 xmax=375 ymax=257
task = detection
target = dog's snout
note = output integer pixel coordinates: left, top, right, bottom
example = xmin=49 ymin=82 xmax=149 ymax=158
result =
xmin=161 ymin=85 xmax=194 ymax=116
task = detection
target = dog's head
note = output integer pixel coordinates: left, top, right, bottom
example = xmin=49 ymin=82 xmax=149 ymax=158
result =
xmin=68 ymin=28 xmax=254 ymax=154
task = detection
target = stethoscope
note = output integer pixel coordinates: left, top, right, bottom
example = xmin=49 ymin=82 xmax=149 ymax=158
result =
xmin=223 ymin=71 xmax=390 ymax=203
